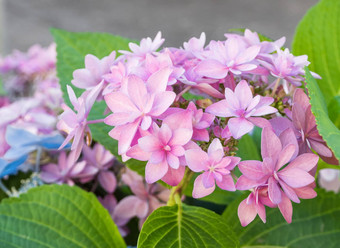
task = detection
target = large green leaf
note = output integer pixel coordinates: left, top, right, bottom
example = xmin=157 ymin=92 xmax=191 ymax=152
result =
xmin=138 ymin=203 xmax=239 ymax=248
xmin=328 ymin=96 xmax=340 ymax=129
xmin=292 ymin=0 xmax=340 ymax=104
xmin=52 ymin=29 xmax=147 ymax=175
xmin=223 ymin=190 xmax=340 ymax=247
xmin=0 ymin=184 xmax=125 ymax=247
xmin=304 ymin=68 xmax=340 ymax=161
xmin=236 ymin=134 xmax=261 ymax=161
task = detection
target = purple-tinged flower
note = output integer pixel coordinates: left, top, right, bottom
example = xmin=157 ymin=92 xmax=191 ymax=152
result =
xmin=98 ymin=194 xmax=129 ymax=236
xmin=186 ymin=102 xmax=214 ymax=142
xmin=206 ymin=80 xmax=277 ymax=139
xmin=72 ymin=51 xmax=116 ymax=90
xmin=81 ymin=143 xmax=116 ymax=193
xmin=224 ymin=29 xmax=286 ymax=56
xmin=183 ymin=32 xmax=206 ymax=58
xmin=195 ymin=38 xmax=260 ymax=79
xmin=185 ymin=138 xmax=240 ymax=198
xmin=113 ymin=169 xmax=170 ymax=229
xmin=40 ymin=151 xmax=87 ymax=186
xmin=270 ymin=89 xmax=333 ymax=160
xmin=57 ymin=82 xmax=103 ymax=161
xmin=318 ymin=169 xmax=340 ymax=193
xmin=104 ymin=68 xmax=175 ymax=155
xmin=119 ymin=32 xmax=164 ymax=59
xmin=236 ymin=127 xmax=318 ymax=223
xmin=259 ymin=48 xmax=320 ymax=93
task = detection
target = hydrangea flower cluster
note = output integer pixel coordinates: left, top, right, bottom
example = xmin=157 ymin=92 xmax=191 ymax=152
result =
xmin=0 ymin=44 xmax=170 ymax=236
xmin=61 ymin=29 xmax=337 ymax=227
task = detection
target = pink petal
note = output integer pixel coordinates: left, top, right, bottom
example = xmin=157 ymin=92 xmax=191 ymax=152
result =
xmin=147 ymin=67 xmax=172 ymax=93
xmin=278 ymin=194 xmax=292 ymax=223
xmin=192 ymin=174 xmax=215 ymax=198
xmin=279 ymin=180 xmax=300 ymax=203
xmin=145 ymin=160 xmax=168 ymax=184
xmin=294 ymin=186 xmax=317 ymax=199
xmin=126 ymin=145 xmax=150 ymax=161
xmin=104 ymin=112 xmax=137 ymax=126
xmin=192 ymin=128 xmax=209 ymax=142
xmin=141 ymin=116 xmax=152 ymax=130
xmin=238 ymin=198 xmax=257 ymax=227
xmin=114 ymin=195 xmax=148 ymax=220
xmin=167 ymin=153 xmax=180 ymax=169
xmin=247 ymin=117 xmax=272 ymax=129
xmin=292 ymin=103 xmax=305 ymax=130
xmin=118 ymin=119 xmax=141 ymax=155
xmin=161 ymin=165 xmax=185 ymax=186
xmin=270 ymin=117 xmax=294 ymax=136
xmin=278 ymin=168 xmax=315 ymax=188
xmin=236 ymin=175 xmax=261 ymax=190
xmin=66 ymin=85 xmax=80 ymax=110
xmin=261 ymin=127 xmax=282 ymax=162
xmin=149 ymin=150 xmax=165 ymax=164
xmin=195 ymin=60 xmax=228 ymax=79
xmin=169 ymin=128 xmax=192 ymax=146
xmin=255 ymin=202 xmax=266 ymax=224
xmin=138 ymin=135 xmax=161 ymax=152
xmin=228 ymin=117 xmax=254 ymax=139
xmin=149 ymin=91 xmax=176 ymax=116
xmin=235 ymin=45 xmax=260 ymax=64
xmin=216 ymin=174 xmax=236 ymax=191
xmin=224 ymin=87 xmax=240 ymax=110
xmin=234 ymin=80 xmax=253 ymax=109
xmin=158 ymin=123 xmax=172 ymax=144
xmin=185 ymin=149 xmax=209 ymax=172
xmin=207 ymin=138 xmax=223 ymax=156
xmin=40 ymin=164 xmax=60 ymax=183
xmin=164 ymin=110 xmax=193 ymax=130
xmin=284 ymin=153 xmax=319 ymax=172
xmin=309 ymin=140 xmax=332 ymax=157
xmin=98 ymin=171 xmax=117 ymax=193
xmin=238 ymin=160 xmax=264 ymax=180
xmin=202 ymin=171 xmax=215 ymax=188
xmin=268 ymin=176 xmax=281 ymax=204
xmin=170 ymin=145 xmax=185 ymax=157
xmin=293 ymin=88 xmax=310 ymax=111
xmin=104 ymin=91 xmax=138 ymax=113
xmin=206 ymin=100 xmax=234 ymax=118
xmin=252 ymin=106 xmax=277 ymax=116
xmin=127 ymin=75 xmax=147 ymax=109
xmin=279 ymin=128 xmax=299 ymax=160
xmin=275 ymin=144 xmax=296 ymax=171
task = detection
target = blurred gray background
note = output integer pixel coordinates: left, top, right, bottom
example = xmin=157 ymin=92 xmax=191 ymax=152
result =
xmin=1 ymin=0 xmax=319 ymax=54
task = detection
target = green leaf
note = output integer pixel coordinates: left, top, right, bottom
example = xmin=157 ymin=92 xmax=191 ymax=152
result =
xmin=138 ymin=203 xmax=239 ymax=248
xmin=0 ymin=184 xmax=126 ymax=247
xmin=182 ymin=92 xmax=205 ymax=101
xmin=223 ymin=189 xmax=340 ymax=247
xmin=304 ymin=67 xmax=340 ymax=161
xmin=236 ymin=134 xmax=261 ymax=161
xmin=51 ymin=29 xmax=148 ymax=174
xmin=328 ymin=96 xmax=340 ymax=129
xmin=292 ymin=0 xmax=340 ymax=104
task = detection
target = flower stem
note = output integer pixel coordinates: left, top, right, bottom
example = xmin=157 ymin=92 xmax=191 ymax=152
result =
xmin=270 ymin=78 xmax=281 ymax=97
xmin=87 ymin=119 xmax=105 ymax=124
xmin=167 ymin=167 xmax=194 ymax=206
xmin=175 ymin=86 xmax=192 ymax=102
xmin=35 ymin=147 xmax=42 ymax=172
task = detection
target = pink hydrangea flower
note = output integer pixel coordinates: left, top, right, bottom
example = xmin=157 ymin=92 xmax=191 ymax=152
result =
xmin=195 ymin=38 xmax=260 ymax=79
xmin=40 ymin=151 xmax=87 ymax=186
xmin=72 ymin=51 xmax=116 ymax=90
xmin=206 ymin=80 xmax=277 ymax=139
xmin=57 ymin=82 xmax=104 ymax=161
xmin=128 ymin=121 xmax=192 ymax=185
xmin=119 ymin=31 xmax=165 ymax=59
xmin=185 ymin=138 xmax=240 ymax=198
xmin=104 ymin=68 xmax=176 ymax=155
xmin=183 ymin=32 xmax=206 ymax=58
xmin=113 ymin=169 xmax=170 ymax=229
xmin=81 ymin=143 xmax=116 ymax=193
xmin=237 ymin=186 xmax=276 ymax=227
xmin=236 ymin=127 xmax=318 ymax=224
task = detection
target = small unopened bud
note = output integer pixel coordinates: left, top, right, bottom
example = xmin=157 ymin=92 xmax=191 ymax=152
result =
xmin=196 ymin=98 xmax=213 ymax=109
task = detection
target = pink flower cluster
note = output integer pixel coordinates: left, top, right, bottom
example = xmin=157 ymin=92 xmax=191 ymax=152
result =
xmin=59 ymin=30 xmax=335 ymax=227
